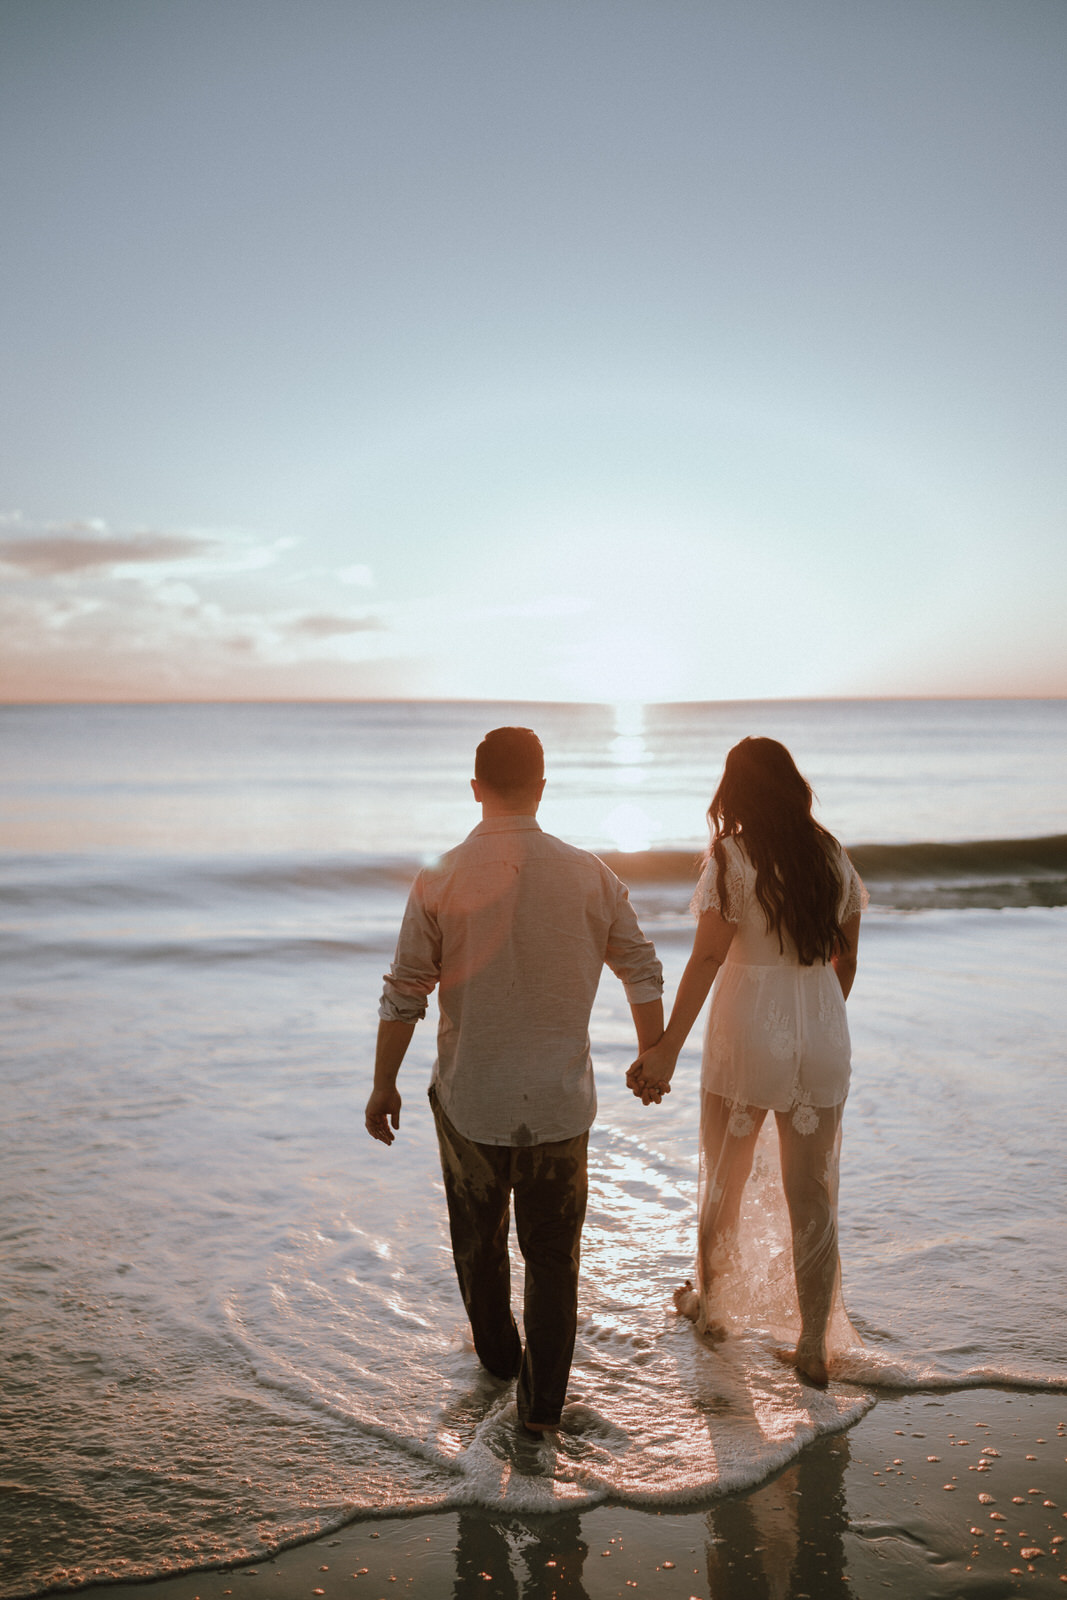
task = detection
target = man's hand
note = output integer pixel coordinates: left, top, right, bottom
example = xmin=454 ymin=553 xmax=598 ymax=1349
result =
xmin=365 ymin=1086 xmax=402 ymax=1145
xmin=366 ymin=1019 xmax=415 ymax=1145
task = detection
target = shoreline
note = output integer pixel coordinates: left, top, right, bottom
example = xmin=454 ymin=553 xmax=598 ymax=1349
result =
xmin=58 ymin=1387 xmax=1066 ymax=1600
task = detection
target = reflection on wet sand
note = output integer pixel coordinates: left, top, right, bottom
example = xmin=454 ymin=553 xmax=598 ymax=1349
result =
xmin=441 ymin=1430 xmax=850 ymax=1597
xmin=704 ymin=1428 xmax=851 ymax=1600
xmin=452 ymin=1508 xmax=590 ymax=1599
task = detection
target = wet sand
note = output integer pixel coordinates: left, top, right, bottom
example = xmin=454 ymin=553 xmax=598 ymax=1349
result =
xmin=80 ymin=1388 xmax=1066 ymax=1599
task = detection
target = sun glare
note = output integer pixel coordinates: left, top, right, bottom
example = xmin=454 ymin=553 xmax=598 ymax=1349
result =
xmin=603 ymin=802 xmax=656 ymax=853
xmin=613 ymin=701 xmax=646 ymax=738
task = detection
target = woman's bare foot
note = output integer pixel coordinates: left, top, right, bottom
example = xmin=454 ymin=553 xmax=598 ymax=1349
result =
xmin=673 ymin=1280 xmax=700 ymax=1322
xmin=796 ymin=1355 xmax=829 ymax=1387
xmin=776 ymin=1341 xmax=829 ymax=1387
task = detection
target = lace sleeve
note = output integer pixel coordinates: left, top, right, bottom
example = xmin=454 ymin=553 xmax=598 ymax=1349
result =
xmin=839 ymin=850 xmax=870 ymax=920
xmin=689 ymin=840 xmax=746 ymax=923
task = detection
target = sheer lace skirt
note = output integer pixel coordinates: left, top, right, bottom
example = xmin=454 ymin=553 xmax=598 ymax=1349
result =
xmin=702 ymin=961 xmax=852 ymax=1111
xmin=692 ymin=1090 xmax=859 ymax=1359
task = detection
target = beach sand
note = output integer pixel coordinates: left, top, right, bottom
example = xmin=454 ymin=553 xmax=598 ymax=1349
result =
xmin=78 ymin=1387 xmax=1065 ymax=1600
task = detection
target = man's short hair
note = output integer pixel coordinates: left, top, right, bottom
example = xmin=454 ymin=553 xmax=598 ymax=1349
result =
xmin=475 ymin=727 xmax=544 ymax=794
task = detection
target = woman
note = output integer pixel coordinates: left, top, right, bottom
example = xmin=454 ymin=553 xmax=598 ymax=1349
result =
xmin=628 ymin=738 xmax=867 ymax=1385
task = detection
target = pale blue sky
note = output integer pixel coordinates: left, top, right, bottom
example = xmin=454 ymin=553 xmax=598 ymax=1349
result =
xmin=1 ymin=0 xmax=1064 ymax=701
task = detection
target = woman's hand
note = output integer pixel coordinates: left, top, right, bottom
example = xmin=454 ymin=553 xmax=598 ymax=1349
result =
xmin=626 ymin=1041 xmax=679 ymax=1106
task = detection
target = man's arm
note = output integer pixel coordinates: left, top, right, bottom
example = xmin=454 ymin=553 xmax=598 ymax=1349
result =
xmin=627 ymin=996 xmax=665 ymax=1102
xmin=369 ymin=871 xmax=440 ymax=1146
xmin=603 ymin=878 xmax=665 ymax=1093
xmin=630 ymin=997 xmax=664 ymax=1056
xmin=365 ymin=1019 xmax=415 ymax=1146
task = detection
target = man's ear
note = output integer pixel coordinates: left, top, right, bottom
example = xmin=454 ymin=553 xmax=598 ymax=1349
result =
xmin=471 ymin=778 xmax=482 ymax=802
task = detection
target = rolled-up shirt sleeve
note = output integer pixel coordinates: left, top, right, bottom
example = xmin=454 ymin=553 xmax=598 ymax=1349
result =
xmin=604 ymin=881 xmax=663 ymax=1004
xmin=378 ymin=873 xmax=442 ymax=1023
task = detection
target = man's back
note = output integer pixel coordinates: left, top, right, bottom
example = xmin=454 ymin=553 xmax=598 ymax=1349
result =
xmin=383 ymin=815 xmax=662 ymax=1144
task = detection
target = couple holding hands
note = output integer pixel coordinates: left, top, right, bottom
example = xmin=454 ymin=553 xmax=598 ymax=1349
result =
xmin=366 ymin=726 xmax=865 ymax=1434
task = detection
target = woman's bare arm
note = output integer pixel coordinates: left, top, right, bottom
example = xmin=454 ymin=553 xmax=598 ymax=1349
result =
xmin=832 ymin=912 xmax=861 ymax=999
xmin=626 ymin=908 xmax=736 ymax=1102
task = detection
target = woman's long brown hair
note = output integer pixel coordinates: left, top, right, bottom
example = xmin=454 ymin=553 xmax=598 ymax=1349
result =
xmin=709 ymin=737 xmax=847 ymax=966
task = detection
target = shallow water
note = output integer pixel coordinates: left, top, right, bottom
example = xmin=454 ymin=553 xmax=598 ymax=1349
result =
xmin=2 ymin=701 xmax=1065 ymax=1595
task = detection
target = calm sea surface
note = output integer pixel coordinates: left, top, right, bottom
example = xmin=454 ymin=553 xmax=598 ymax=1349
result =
xmin=2 ymin=700 xmax=1065 ymax=1595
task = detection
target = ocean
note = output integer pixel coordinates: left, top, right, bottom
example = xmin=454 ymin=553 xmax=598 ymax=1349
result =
xmin=2 ymin=699 xmax=1065 ymax=1596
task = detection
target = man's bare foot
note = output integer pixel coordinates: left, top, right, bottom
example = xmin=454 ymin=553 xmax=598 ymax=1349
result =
xmin=519 ymin=1419 xmax=559 ymax=1437
xmin=673 ymin=1280 xmax=699 ymax=1322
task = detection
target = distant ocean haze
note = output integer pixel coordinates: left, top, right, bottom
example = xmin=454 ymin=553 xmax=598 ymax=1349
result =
xmin=1 ymin=699 xmax=1064 ymax=1596
xmin=1 ymin=697 xmax=1064 ymax=856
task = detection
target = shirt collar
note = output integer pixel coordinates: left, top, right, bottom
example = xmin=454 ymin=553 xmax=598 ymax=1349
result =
xmin=469 ymin=815 xmax=543 ymax=836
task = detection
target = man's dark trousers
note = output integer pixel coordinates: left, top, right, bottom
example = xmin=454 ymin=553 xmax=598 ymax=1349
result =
xmin=430 ymin=1087 xmax=588 ymax=1428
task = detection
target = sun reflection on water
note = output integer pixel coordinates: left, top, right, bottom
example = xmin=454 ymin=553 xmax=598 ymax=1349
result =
xmin=602 ymin=703 xmax=659 ymax=850
xmin=610 ymin=734 xmax=645 ymax=773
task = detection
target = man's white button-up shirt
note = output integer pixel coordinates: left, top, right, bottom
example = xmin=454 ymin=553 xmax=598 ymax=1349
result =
xmin=380 ymin=816 xmax=663 ymax=1145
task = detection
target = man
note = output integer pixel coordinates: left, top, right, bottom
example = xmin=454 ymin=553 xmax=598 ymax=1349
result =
xmin=365 ymin=726 xmax=663 ymax=1436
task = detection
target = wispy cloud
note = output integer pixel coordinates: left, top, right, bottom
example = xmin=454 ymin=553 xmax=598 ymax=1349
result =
xmin=0 ymin=529 xmax=217 ymax=575
xmin=0 ymin=512 xmax=404 ymax=699
xmin=288 ymin=613 xmax=386 ymax=637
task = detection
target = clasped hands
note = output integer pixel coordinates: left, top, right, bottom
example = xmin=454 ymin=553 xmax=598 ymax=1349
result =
xmin=625 ymin=1039 xmax=678 ymax=1107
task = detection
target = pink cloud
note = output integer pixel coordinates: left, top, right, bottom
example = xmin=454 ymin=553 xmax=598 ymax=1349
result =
xmin=0 ymin=532 xmax=215 ymax=576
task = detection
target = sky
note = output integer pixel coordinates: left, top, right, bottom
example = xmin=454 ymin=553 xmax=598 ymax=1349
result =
xmin=1 ymin=0 xmax=1065 ymax=704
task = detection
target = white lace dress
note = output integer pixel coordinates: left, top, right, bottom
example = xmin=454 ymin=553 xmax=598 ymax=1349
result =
xmin=686 ymin=833 xmax=869 ymax=1353
xmin=691 ymin=834 xmax=868 ymax=1123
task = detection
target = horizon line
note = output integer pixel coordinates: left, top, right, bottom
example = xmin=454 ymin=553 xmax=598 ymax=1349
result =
xmin=2 ymin=692 xmax=1065 ymax=709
